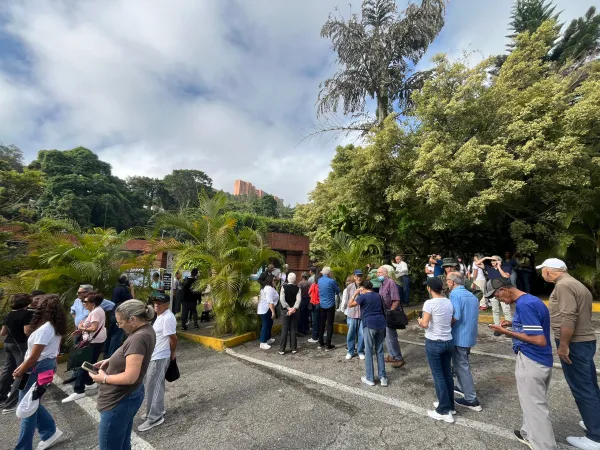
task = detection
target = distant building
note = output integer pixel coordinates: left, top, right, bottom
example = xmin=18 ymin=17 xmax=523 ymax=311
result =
xmin=233 ymin=179 xmax=283 ymax=204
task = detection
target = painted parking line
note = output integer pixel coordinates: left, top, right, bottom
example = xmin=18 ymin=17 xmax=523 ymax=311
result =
xmin=53 ymin=373 xmax=156 ymax=450
xmin=397 ymin=338 xmax=600 ymax=374
xmin=225 ymin=348 xmax=573 ymax=450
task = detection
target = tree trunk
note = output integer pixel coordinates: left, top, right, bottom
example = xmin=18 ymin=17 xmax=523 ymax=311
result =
xmin=376 ymin=94 xmax=389 ymax=125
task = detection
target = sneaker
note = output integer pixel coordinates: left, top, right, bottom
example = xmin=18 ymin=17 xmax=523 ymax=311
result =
xmin=278 ymin=351 xmax=285 ymax=355
xmin=380 ymin=378 xmax=388 ymax=387
xmin=433 ymin=402 xmax=456 ymax=415
xmin=307 ymin=338 xmax=318 ymax=343
xmin=427 ymin=409 xmax=455 ymax=423
xmin=141 ymin=411 xmax=165 ymax=420
xmin=62 ymin=392 xmax=85 ymax=403
xmin=85 ymin=383 xmax=98 ymax=391
xmin=455 ymin=398 xmax=482 ymax=412
xmin=267 ymin=338 xmax=276 ymax=344
xmin=453 ymin=387 xmax=464 ymax=397
xmin=292 ymin=350 xmax=298 ymax=354
xmin=137 ymin=417 xmax=165 ymax=432
xmin=358 ymin=353 xmax=365 ymax=360
xmin=566 ymin=436 xmax=600 ymax=450
xmin=580 ymin=421 xmax=588 ymax=431
xmin=2 ymin=406 xmax=17 ymax=415
xmin=361 ymin=376 xmax=375 ymax=387
xmin=36 ymin=429 xmax=63 ymax=450
xmin=259 ymin=343 xmax=271 ymax=350
xmin=513 ymin=430 xmax=533 ymax=449
xmin=346 ymin=353 xmax=353 ymax=360
xmin=325 ymin=345 xmax=336 ymax=351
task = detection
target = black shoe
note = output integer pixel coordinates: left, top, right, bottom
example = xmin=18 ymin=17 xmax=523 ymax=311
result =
xmin=325 ymin=345 xmax=336 ymax=351
xmin=182 ymin=327 xmax=188 ymax=331
xmin=194 ymin=324 xmax=200 ymax=329
xmin=513 ymin=430 xmax=532 ymax=449
xmin=455 ymin=398 xmax=483 ymax=412
xmin=62 ymin=377 xmax=76 ymax=385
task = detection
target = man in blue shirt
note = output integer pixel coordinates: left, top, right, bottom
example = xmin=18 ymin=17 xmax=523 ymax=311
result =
xmin=317 ymin=267 xmax=340 ymax=350
xmin=446 ymin=272 xmax=482 ymax=412
xmin=487 ymin=278 xmax=557 ymax=450
xmin=70 ymin=284 xmax=92 ymax=330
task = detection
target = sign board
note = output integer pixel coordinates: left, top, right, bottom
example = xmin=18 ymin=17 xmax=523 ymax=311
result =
xmin=162 ymin=272 xmax=172 ymax=291
xmin=166 ymin=252 xmax=175 ymax=271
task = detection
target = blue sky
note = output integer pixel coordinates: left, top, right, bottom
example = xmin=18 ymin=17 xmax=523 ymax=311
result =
xmin=0 ymin=0 xmax=594 ymax=204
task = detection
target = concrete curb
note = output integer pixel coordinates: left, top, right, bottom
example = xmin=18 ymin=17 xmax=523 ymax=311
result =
xmin=177 ymin=324 xmax=282 ymax=351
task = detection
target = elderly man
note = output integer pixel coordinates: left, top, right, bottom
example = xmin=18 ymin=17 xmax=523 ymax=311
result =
xmin=446 ymin=272 xmax=482 ymax=412
xmin=317 ymin=267 xmax=340 ymax=351
xmin=538 ymin=259 xmax=600 ymax=450
xmin=487 ymin=278 xmax=557 ymax=450
xmin=476 ymin=255 xmax=513 ymax=333
xmin=392 ymin=255 xmax=410 ymax=305
xmin=71 ymin=285 xmax=92 ymax=335
xmin=378 ymin=266 xmax=405 ymax=369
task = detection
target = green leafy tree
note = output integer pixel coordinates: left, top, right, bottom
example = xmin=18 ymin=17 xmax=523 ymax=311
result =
xmin=551 ymin=6 xmax=600 ymax=65
xmin=253 ymin=194 xmax=279 ymax=218
xmin=0 ymin=167 xmax=44 ymax=221
xmin=163 ymin=169 xmax=213 ymax=210
xmin=323 ymin=232 xmax=382 ymax=287
xmin=127 ymin=176 xmax=175 ymax=211
xmin=0 ymin=144 xmax=25 ymax=171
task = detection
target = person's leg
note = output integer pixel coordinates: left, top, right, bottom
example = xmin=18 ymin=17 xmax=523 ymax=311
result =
xmin=346 ymin=317 xmax=356 ymax=355
xmin=3 ymin=343 xmax=26 ymax=408
xmin=357 ymin=320 xmax=365 ymax=355
xmin=490 ymin=297 xmax=501 ymax=325
xmin=35 ymin=403 xmax=57 ymax=442
xmin=385 ymin=327 xmax=404 ymax=361
xmin=279 ymin=314 xmax=290 ymax=352
xmin=425 ymin=339 xmax=450 ymax=414
xmin=0 ymin=343 xmax=18 ymax=401
xmin=318 ymin=306 xmax=327 ymax=346
xmin=453 ymin=347 xmax=478 ymax=403
xmin=404 ymin=276 xmax=410 ymax=304
xmin=515 ymin=352 xmax=557 ymax=449
xmin=73 ymin=368 xmax=86 ymax=394
xmin=311 ymin=305 xmax=320 ymax=340
xmin=259 ymin=313 xmax=269 ymax=343
xmin=523 ymin=272 xmax=531 ymax=294
xmin=375 ymin=329 xmax=387 ymax=381
xmin=363 ymin=328 xmax=375 ymax=382
xmin=181 ymin=303 xmax=190 ymax=329
xmin=99 ymin=385 xmax=145 ymax=450
xmin=266 ymin=312 xmax=273 ymax=341
xmin=290 ymin=312 xmax=298 ymax=351
xmin=191 ymin=303 xmax=199 ymax=327
xmin=146 ymin=359 xmax=169 ymax=423
xmin=441 ymin=342 xmax=454 ymax=412
xmin=325 ymin=307 xmax=335 ymax=346
xmin=501 ymin=301 xmax=513 ymax=322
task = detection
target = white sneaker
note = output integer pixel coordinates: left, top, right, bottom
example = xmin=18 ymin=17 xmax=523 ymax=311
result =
xmin=566 ymin=436 xmax=600 ymax=450
xmin=307 ymin=338 xmax=318 ymax=343
xmin=346 ymin=353 xmax=353 ymax=360
xmin=361 ymin=376 xmax=375 ymax=386
xmin=358 ymin=354 xmax=365 ymax=360
xmin=427 ymin=409 xmax=455 ymax=423
xmin=137 ymin=417 xmax=165 ymax=432
xmin=259 ymin=343 xmax=271 ymax=350
xmin=267 ymin=338 xmax=275 ymax=344
xmin=580 ymin=421 xmax=588 ymax=431
xmin=85 ymin=383 xmax=98 ymax=391
xmin=36 ymin=429 xmax=63 ymax=449
xmin=62 ymin=392 xmax=85 ymax=403
xmin=380 ymin=378 xmax=388 ymax=387
xmin=433 ymin=402 xmax=456 ymax=415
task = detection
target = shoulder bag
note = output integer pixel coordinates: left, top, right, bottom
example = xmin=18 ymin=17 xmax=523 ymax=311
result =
xmin=67 ymin=325 xmax=103 ymax=371
xmin=378 ymin=294 xmax=409 ymax=330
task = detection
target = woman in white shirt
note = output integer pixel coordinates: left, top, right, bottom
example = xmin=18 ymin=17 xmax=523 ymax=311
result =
xmin=63 ymin=292 xmax=107 ymax=403
xmin=257 ymin=273 xmax=278 ymax=350
xmin=418 ymin=277 xmax=455 ymax=424
xmin=13 ymin=294 xmax=67 ymax=450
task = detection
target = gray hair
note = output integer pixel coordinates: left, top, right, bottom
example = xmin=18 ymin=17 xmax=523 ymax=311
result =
xmin=492 ymin=255 xmax=502 ymax=261
xmin=116 ymin=299 xmax=155 ymax=322
xmin=79 ymin=284 xmax=94 ymax=292
xmin=447 ymin=272 xmax=464 ymax=285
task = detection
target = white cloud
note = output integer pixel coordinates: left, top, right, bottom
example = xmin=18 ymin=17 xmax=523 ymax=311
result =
xmin=0 ymin=0 xmax=594 ymax=204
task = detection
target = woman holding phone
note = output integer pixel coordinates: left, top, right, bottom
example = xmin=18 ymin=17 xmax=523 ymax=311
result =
xmin=90 ymin=300 xmax=156 ymax=450
xmin=13 ymin=294 xmax=67 ymax=450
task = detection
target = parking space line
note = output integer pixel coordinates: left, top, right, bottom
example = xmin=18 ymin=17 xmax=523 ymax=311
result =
xmin=225 ymin=348 xmax=572 ymax=449
xmin=53 ymin=373 xmax=156 ymax=450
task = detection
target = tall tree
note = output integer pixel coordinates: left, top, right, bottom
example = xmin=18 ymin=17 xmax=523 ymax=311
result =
xmin=508 ymin=0 xmax=560 ymax=37
xmin=253 ymin=194 xmax=279 ymax=218
xmin=551 ymin=6 xmax=600 ymax=65
xmin=317 ymin=0 xmax=445 ymax=126
xmin=163 ymin=169 xmax=213 ymax=210
xmin=0 ymin=144 xmax=25 ymax=172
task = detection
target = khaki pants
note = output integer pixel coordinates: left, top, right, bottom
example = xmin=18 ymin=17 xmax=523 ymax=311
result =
xmin=474 ymin=280 xmax=487 ymax=308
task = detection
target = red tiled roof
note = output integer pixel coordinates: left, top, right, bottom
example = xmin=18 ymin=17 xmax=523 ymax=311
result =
xmin=124 ymin=240 xmax=152 ymax=252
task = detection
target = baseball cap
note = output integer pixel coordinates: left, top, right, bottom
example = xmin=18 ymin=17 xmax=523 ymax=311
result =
xmin=151 ymin=293 xmax=170 ymax=303
xmin=536 ymin=258 xmax=567 ymax=270
xmin=425 ymin=277 xmax=444 ymax=292
xmin=483 ymin=278 xmax=513 ymax=299
xmin=353 ymin=269 xmax=363 ymax=275
xmin=321 ymin=266 xmax=332 ymax=275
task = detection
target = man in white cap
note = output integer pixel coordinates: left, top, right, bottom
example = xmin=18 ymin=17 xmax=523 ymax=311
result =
xmin=538 ymin=258 xmax=600 ymax=450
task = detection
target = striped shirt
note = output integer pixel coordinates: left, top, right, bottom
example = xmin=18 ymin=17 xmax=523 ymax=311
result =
xmin=512 ymin=294 xmax=553 ymax=367
xmin=449 ymin=286 xmax=479 ymax=348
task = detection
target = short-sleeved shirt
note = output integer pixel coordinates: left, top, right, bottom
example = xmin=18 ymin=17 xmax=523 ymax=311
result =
xmin=151 ymin=310 xmax=177 ymax=361
xmin=83 ymin=306 xmax=107 ymax=343
xmin=257 ymin=286 xmax=279 ymax=314
xmin=483 ymin=263 xmax=502 ymax=279
xmin=3 ymin=309 xmax=33 ymax=344
xmin=97 ymin=323 xmax=156 ymax=412
xmin=422 ymin=297 xmax=453 ymax=341
xmin=449 ymin=286 xmax=479 ymax=348
xmin=355 ymin=292 xmax=386 ymax=330
xmin=25 ymin=322 xmax=61 ymax=361
xmin=512 ymin=294 xmax=553 ymax=367
xmin=71 ymin=298 xmax=89 ymax=327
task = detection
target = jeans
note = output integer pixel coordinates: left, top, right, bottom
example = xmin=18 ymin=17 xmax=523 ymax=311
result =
xmin=99 ymin=384 xmax=145 ymax=450
xmin=311 ymin=304 xmax=320 ymax=340
xmin=516 ymin=270 xmax=532 ymax=293
xmin=363 ymin=327 xmax=386 ymax=382
xmin=279 ymin=309 xmax=299 ymax=352
xmin=452 ymin=346 xmax=478 ymax=403
xmin=181 ymin=301 xmax=198 ymax=329
xmin=107 ymin=327 xmax=125 ymax=358
xmin=74 ymin=342 xmax=104 ymax=393
xmin=346 ymin=318 xmax=365 ymax=355
xmin=402 ymin=276 xmax=410 ymax=304
xmin=298 ymin=297 xmax=310 ymax=335
xmin=491 ymin=297 xmax=513 ymax=325
xmin=15 ymin=358 xmax=57 ymax=450
xmin=104 ymin=313 xmax=118 ymax=356
xmin=318 ymin=306 xmax=335 ymax=346
xmin=556 ymin=339 xmax=600 ymax=443
xmin=259 ymin=312 xmax=273 ymax=343
xmin=385 ymin=327 xmax=403 ymax=361
xmin=0 ymin=342 xmax=27 ymax=405
xmin=425 ymin=339 xmax=454 ymax=415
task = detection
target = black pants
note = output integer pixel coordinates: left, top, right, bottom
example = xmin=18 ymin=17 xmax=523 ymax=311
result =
xmin=181 ymin=302 xmax=198 ymax=328
xmin=280 ymin=310 xmax=299 ymax=352
xmin=318 ymin=306 xmax=335 ymax=346
xmin=298 ymin=297 xmax=310 ymax=335
xmin=0 ymin=342 xmax=27 ymax=406
xmin=74 ymin=342 xmax=104 ymax=393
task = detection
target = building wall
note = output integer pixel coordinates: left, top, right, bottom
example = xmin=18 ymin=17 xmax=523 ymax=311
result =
xmin=266 ymin=232 xmax=310 ymax=277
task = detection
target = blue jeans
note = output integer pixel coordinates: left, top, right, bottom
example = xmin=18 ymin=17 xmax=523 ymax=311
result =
xmin=346 ymin=318 xmax=364 ymax=355
xmin=452 ymin=346 xmax=477 ymax=403
xmin=107 ymin=327 xmax=125 ymax=358
xmin=385 ymin=327 xmax=403 ymax=361
xmin=15 ymin=358 xmax=57 ymax=450
xmin=259 ymin=312 xmax=273 ymax=343
xmin=311 ymin=304 xmax=320 ymax=340
xmin=99 ymin=384 xmax=145 ymax=450
xmin=363 ymin=327 xmax=386 ymax=382
xmin=425 ymin=339 xmax=454 ymax=415
xmin=402 ymin=276 xmax=410 ymax=304
xmin=556 ymin=339 xmax=600 ymax=442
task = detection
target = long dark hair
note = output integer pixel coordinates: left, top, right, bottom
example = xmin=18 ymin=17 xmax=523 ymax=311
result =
xmin=29 ymin=294 xmax=67 ymax=336
xmin=258 ymin=273 xmax=275 ymax=290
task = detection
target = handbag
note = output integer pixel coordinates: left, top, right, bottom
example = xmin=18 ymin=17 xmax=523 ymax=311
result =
xmin=165 ymin=358 xmax=180 ymax=382
xmin=67 ymin=326 xmax=103 ymax=371
xmin=379 ymin=294 xmax=409 ymax=330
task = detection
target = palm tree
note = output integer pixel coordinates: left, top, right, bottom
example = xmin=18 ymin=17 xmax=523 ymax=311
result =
xmin=153 ymin=192 xmax=280 ymax=336
xmin=317 ymin=0 xmax=446 ymax=127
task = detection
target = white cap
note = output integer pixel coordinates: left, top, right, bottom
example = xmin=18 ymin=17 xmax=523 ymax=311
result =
xmin=536 ymin=258 xmax=567 ymax=270
xmin=321 ymin=266 xmax=331 ymax=275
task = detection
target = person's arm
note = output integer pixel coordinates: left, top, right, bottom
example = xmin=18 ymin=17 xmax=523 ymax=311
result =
xmin=13 ymin=344 xmax=45 ymax=377
xmin=388 ymin=280 xmax=401 ymax=310
xmin=80 ymin=320 xmax=99 ymax=332
xmin=490 ymin=327 xmax=547 ymax=347
xmin=418 ymin=311 xmax=432 ymax=329
xmin=554 ymin=284 xmax=578 ymax=364
xmin=92 ymin=354 xmax=144 ymax=385
xmin=269 ymin=288 xmax=278 ymax=317
xmin=489 ymin=304 xmax=547 ymax=347
xmin=279 ymin=286 xmax=290 ymax=309
xmin=497 ymin=264 xmax=511 ymax=278
xmin=0 ymin=325 xmax=7 ymax=336
xmin=451 ymin=296 xmax=461 ymax=324
xmin=291 ymin=290 xmax=301 ymax=312
xmin=348 ymin=289 xmax=364 ymax=308
xmin=169 ymin=334 xmax=178 ymax=361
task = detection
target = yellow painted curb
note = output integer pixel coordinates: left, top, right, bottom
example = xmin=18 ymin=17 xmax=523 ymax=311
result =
xmin=177 ymin=324 xmax=283 ymax=352
xmin=542 ymin=300 xmax=600 ymax=313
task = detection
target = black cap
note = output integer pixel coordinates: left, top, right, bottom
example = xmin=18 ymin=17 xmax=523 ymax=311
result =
xmin=484 ymin=278 xmax=513 ymax=298
xmin=151 ymin=293 xmax=169 ymax=303
xmin=426 ymin=277 xmax=444 ymax=292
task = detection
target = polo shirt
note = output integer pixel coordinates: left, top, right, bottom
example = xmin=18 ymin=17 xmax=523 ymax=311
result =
xmin=317 ymin=276 xmax=340 ymax=309
xmin=512 ymin=294 xmax=553 ymax=367
xmin=449 ymin=286 xmax=479 ymax=348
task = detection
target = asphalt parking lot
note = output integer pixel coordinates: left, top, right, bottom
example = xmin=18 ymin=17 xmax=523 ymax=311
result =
xmin=1 ymin=323 xmax=598 ymax=450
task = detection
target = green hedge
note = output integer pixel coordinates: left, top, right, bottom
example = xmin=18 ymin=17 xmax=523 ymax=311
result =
xmin=226 ymin=212 xmax=307 ymax=236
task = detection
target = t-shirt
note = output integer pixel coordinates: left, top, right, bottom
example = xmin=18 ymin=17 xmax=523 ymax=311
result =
xmin=25 ymin=322 xmax=61 ymax=361
xmin=83 ymin=306 xmax=107 ymax=343
xmin=355 ymin=292 xmax=386 ymax=330
xmin=471 ymin=264 xmax=485 ymax=281
xmin=97 ymin=323 xmax=156 ymax=412
xmin=483 ymin=263 xmax=502 ymax=279
xmin=425 ymin=264 xmax=434 ymax=277
xmin=151 ymin=310 xmax=177 ymax=361
xmin=422 ymin=298 xmax=453 ymax=341
xmin=511 ymin=294 xmax=553 ymax=367
xmin=3 ymin=309 xmax=33 ymax=344
xmin=111 ymin=284 xmax=133 ymax=306
xmin=257 ymin=286 xmax=279 ymax=314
